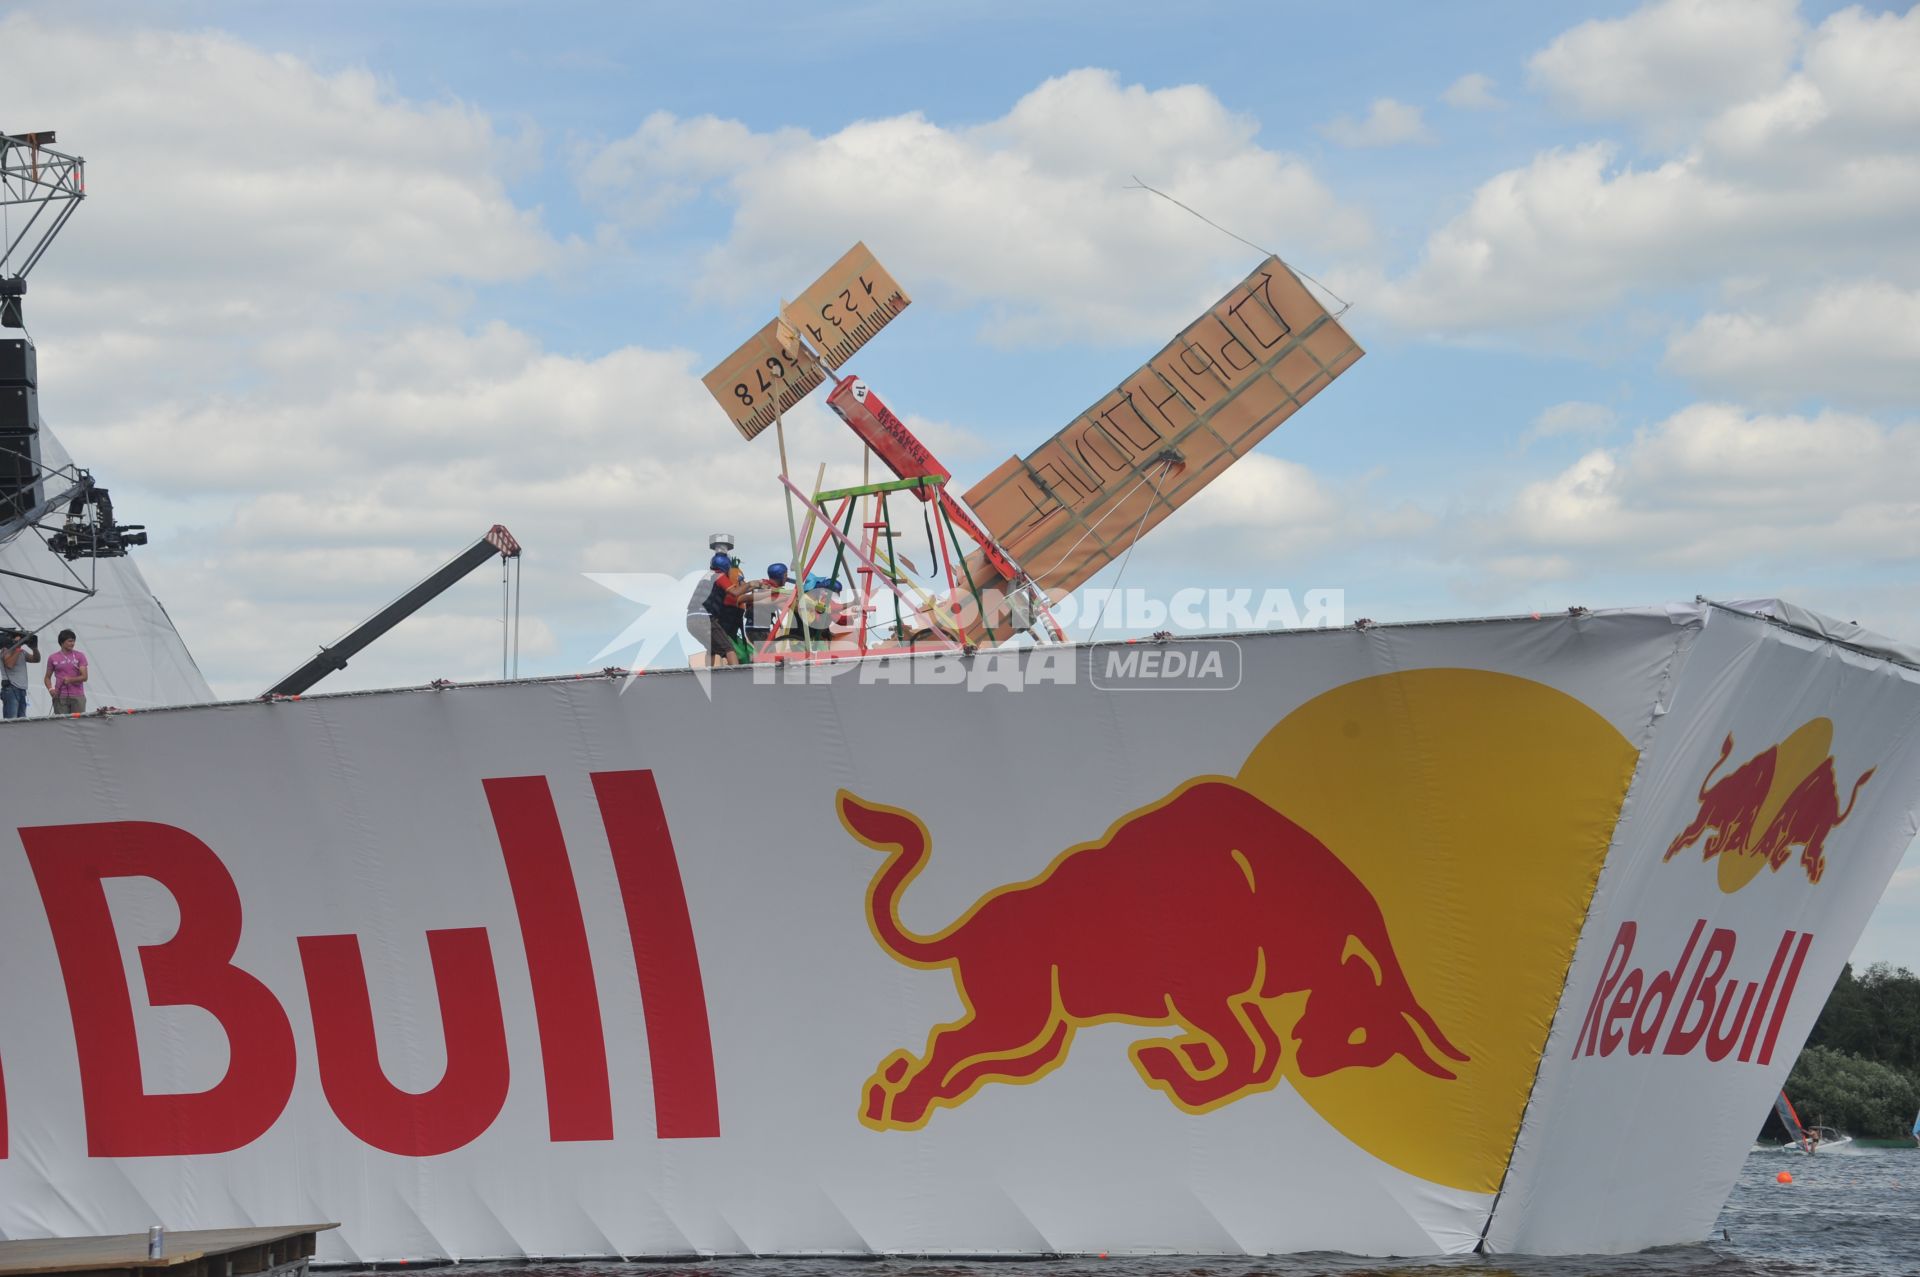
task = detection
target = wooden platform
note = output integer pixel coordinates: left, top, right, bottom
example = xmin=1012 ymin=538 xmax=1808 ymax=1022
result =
xmin=0 ymin=1226 xmax=336 ymax=1277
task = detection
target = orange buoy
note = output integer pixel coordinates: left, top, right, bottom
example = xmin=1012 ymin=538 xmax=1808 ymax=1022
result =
xmin=1777 ymin=1170 xmax=1793 ymax=1184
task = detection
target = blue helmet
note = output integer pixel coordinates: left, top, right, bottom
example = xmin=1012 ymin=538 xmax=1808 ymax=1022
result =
xmin=710 ymin=551 xmax=732 ymax=571
xmin=768 ymin=562 xmax=789 ymax=582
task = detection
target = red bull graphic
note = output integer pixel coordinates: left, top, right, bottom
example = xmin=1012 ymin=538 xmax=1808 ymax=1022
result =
xmin=1754 ymin=756 xmax=1874 ymax=882
xmin=834 ymin=667 xmax=1640 ymax=1196
xmin=1664 ymin=719 xmax=1874 ymax=889
xmin=837 ymin=778 xmax=1466 ymax=1131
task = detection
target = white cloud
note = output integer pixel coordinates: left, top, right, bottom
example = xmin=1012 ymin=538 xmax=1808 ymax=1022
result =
xmin=1665 ymin=280 xmax=1920 ymax=409
xmin=1112 ymin=451 xmax=1437 ymax=588
xmin=1390 ymin=396 xmax=1920 ymax=630
xmin=1165 ymin=455 xmax=1340 ymax=533
xmin=1705 ymin=4 xmax=1920 ymax=165
xmin=1318 ymin=99 xmax=1432 ymax=148
xmin=575 ymin=112 xmax=809 ymax=224
xmin=5 ymin=9 xmax=578 ymax=439
xmin=1803 ymin=5 xmax=1920 ymax=136
xmin=1442 ymin=74 xmax=1504 ymax=111
xmin=0 ymin=15 xmax=837 ymax=697
xmin=105 ymin=326 xmax=869 ymax=697
xmin=1528 ymin=0 xmax=1803 ymax=128
xmin=1 ymin=13 xmax=559 ymax=312
xmin=1521 ymin=401 xmax=1617 ymax=447
xmin=1500 ymin=403 xmax=1920 ymax=569
xmin=1380 ymin=3 xmax=1920 ymax=333
xmin=1376 ymin=143 xmax=1743 ymax=328
xmin=577 ymin=68 xmax=1369 ymax=345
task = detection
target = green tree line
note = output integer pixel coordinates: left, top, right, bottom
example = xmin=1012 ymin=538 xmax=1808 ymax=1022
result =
xmin=1766 ymin=962 xmax=1920 ymax=1140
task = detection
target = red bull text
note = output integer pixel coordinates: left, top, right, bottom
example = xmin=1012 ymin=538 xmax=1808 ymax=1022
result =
xmin=1571 ymin=920 xmax=1811 ymax=1064
xmin=2 ymin=771 xmax=718 ymax=1161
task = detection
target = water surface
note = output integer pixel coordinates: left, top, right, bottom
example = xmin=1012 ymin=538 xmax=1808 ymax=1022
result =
xmin=448 ymin=1147 xmax=1918 ymax=1277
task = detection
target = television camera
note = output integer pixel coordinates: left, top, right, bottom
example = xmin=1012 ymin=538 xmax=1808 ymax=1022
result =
xmin=44 ymin=483 xmax=146 ymax=560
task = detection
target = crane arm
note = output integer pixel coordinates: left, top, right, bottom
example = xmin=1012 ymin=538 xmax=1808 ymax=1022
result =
xmin=264 ymin=525 xmax=520 ymax=697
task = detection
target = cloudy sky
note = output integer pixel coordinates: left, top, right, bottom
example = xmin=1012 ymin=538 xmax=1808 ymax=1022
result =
xmin=4 ymin=0 xmax=1919 ymax=959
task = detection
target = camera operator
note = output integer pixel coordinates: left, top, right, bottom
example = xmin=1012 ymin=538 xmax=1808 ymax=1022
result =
xmin=1 ymin=628 xmax=39 ymax=719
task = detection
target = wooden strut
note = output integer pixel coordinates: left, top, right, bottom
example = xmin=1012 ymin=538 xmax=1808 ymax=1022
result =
xmin=754 ymin=288 xmax=1061 ymax=651
xmin=773 ymin=301 xmax=803 ymax=571
xmin=762 ymin=493 xmax=848 ymax=655
xmin=762 ymin=474 xmax=965 ymax=659
xmin=761 ymin=471 xmax=1065 ymax=651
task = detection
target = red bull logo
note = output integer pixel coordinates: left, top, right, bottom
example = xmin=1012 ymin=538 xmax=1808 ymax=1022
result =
xmin=837 ymin=778 xmax=1465 ymax=1131
xmin=834 ymin=668 xmax=1637 ymax=1195
xmin=1664 ymin=718 xmax=1874 ymax=890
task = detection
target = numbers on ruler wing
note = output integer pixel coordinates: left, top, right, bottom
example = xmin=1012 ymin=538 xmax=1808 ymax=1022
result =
xmin=732 ymin=353 xmax=817 ymax=417
xmin=817 ymin=276 xmax=885 ymax=332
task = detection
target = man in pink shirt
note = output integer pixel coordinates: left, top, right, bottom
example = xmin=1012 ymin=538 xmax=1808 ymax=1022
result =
xmin=44 ymin=628 xmax=88 ymax=715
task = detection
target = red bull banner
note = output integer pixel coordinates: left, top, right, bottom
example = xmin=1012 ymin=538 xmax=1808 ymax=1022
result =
xmin=2 ymin=603 xmax=1917 ymax=1260
xmin=1489 ymin=605 xmax=1920 ymax=1253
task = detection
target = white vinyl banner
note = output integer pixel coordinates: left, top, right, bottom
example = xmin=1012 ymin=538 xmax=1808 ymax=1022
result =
xmin=2 ymin=605 xmax=1917 ymax=1261
xmin=1488 ymin=603 xmax=1920 ymax=1253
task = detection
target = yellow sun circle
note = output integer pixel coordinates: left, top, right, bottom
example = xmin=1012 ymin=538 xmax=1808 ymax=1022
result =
xmin=1235 ymin=668 xmax=1637 ymax=1193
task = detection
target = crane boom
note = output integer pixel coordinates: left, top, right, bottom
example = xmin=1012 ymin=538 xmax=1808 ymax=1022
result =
xmin=264 ymin=525 xmax=520 ymax=697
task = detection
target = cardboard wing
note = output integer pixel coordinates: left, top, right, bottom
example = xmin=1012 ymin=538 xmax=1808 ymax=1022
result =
xmin=958 ymin=258 xmax=1362 ymax=607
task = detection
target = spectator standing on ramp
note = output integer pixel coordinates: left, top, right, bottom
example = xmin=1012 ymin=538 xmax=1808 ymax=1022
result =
xmin=44 ymin=628 xmax=88 ymax=715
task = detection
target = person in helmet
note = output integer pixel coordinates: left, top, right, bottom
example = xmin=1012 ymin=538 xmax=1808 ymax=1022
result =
xmin=788 ymin=572 xmax=847 ymax=649
xmin=745 ymin=562 xmax=793 ymax=646
xmin=686 ymin=550 xmax=755 ymax=665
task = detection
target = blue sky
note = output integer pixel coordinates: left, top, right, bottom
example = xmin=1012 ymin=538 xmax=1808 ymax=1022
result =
xmin=4 ymin=0 xmax=1919 ymax=960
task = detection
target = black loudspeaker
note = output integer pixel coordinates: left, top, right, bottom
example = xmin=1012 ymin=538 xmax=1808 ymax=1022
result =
xmin=0 ymin=337 xmax=35 ymax=386
xmin=0 ymin=359 xmax=41 ymax=519
xmin=0 ymin=384 xmax=34 ymax=432
xmin=0 ymin=429 xmax=39 ymax=521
